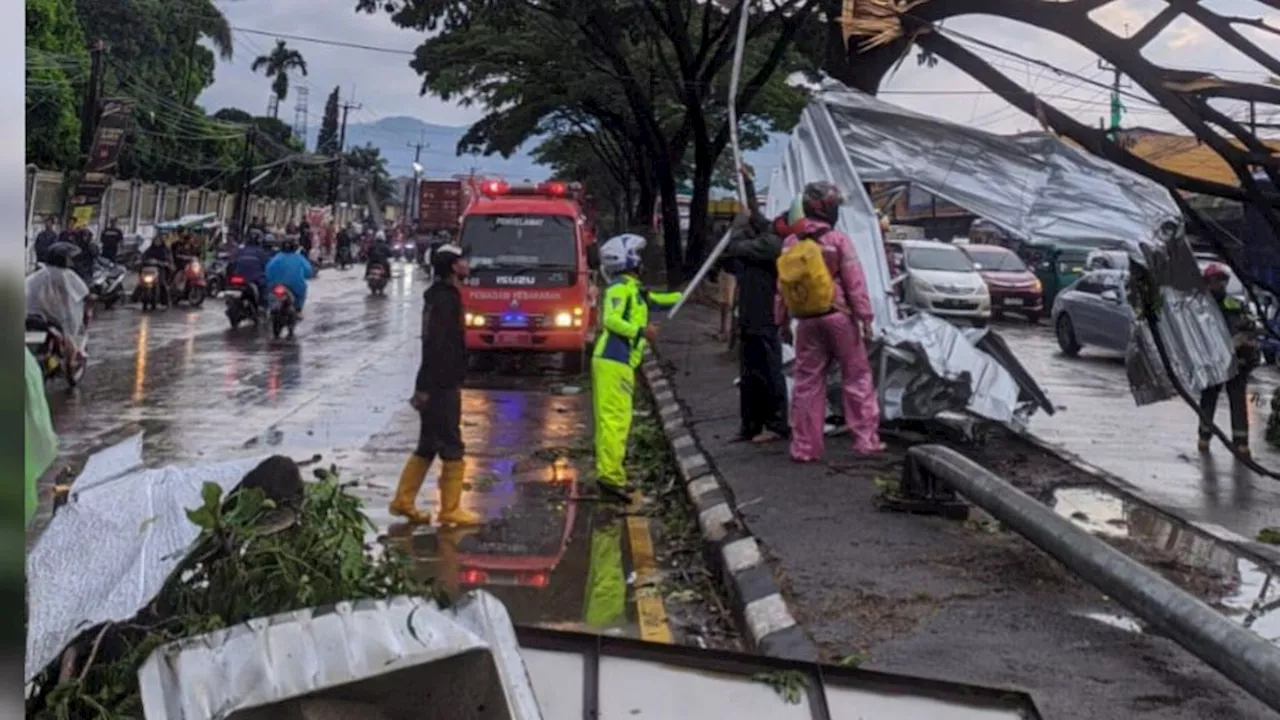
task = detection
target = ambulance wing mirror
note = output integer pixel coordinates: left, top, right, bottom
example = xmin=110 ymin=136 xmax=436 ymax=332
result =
xmin=586 ymin=243 xmax=600 ymax=271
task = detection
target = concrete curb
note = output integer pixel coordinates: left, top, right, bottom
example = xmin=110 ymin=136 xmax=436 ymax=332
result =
xmin=1015 ymin=430 xmax=1280 ymax=569
xmin=639 ymin=352 xmax=818 ymax=662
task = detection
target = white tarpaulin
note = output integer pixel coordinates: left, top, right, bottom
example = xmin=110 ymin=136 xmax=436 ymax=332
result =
xmin=767 ymin=82 xmax=1234 ymax=417
xmin=25 ymin=434 xmax=267 ymax=682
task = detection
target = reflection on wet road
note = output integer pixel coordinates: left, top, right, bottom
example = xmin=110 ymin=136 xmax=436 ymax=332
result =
xmin=1003 ymin=322 xmax=1280 ymax=539
xmin=42 ymin=265 xmax=662 ymax=640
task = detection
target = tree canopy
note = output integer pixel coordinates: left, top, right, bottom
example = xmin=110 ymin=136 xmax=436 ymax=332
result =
xmin=251 ymin=40 xmax=309 ymax=117
xmin=358 ymin=0 xmax=818 ymax=281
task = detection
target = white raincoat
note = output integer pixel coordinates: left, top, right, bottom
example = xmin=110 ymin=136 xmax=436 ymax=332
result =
xmin=25 ymin=266 xmax=89 ymax=357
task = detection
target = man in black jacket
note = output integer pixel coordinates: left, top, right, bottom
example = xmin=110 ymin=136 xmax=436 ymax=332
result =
xmin=721 ymin=167 xmax=790 ymax=443
xmin=389 ymin=243 xmax=483 ymax=526
xmin=100 ymin=218 xmax=124 ymax=262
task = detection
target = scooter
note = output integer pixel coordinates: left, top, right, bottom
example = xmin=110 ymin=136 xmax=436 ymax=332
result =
xmin=366 ymin=264 xmax=389 ymax=296
xmin=174 ymin=257 xmax=207 ymax=307
xmin=206 ymin=253 xmax=230 ymax=298
xmin=137 ymin=262 xmax=166 ymax=311
xmin=25 ymin=310 xmax=89 ymax=387
xmin=268 ymin=283 xmax=298 ymax=339
xmin=224 ymin=275 xmax=262 ymax=329
xmin=91 ymin=257 xmax=127 ymax=310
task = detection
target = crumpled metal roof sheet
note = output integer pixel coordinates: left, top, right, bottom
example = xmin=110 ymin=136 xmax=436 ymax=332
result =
xmin=25 ymin=434 xmax=268 ymax=683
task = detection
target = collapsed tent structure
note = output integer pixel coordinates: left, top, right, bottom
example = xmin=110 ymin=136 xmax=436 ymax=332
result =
xmin=766 ymin=81 xmax=1236 ymax=426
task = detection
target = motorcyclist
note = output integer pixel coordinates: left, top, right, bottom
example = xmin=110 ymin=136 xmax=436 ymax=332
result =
xmin=265 ymin=237 xmax=314 ymax=319
xmin=170 ymin=232 xmax=199 ymax=292
xmin=335 ymin=223 xmax=356 ymax=267
xmin=26 ymin=241 xmax=90 ymax=367
xmin=71 ymin=227 xmax=97 ymax=286
xmin=366 ymin=231 xmax=394 ymax=277
xmin=229 ymin=230 xmax=271 ymax=303
xmin=140 ymin=234 xmax=176 ymax=306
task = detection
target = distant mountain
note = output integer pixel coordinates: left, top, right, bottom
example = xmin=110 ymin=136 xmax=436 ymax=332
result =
xmin=309 ymin=115 xmax=789 ymax=196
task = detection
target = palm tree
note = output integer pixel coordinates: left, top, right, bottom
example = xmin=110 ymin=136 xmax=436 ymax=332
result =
xmin=251 ymin=40 xmax=308 ymax=118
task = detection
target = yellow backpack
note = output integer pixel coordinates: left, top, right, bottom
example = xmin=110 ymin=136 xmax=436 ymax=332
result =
xmin=776 ymin=229 xmax=835 ymax=318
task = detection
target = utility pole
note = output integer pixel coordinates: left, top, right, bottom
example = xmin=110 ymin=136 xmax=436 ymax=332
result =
xmin=65 ymin=39 xmax=105 ymax=227
xmin=406 ymin=134 xmax=427 ymax=225
xmin=1250 ymin=100 xmax=1257 ymax=136
xmin=1097 ymin=59 xmax=1130 ymax=143
xmin=328 ymin=96 xmax=362 ymax=216
xmin=234 ymin=126 xmax=257 ymax=239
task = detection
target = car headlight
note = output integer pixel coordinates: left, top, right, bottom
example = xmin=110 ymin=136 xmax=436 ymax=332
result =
xmin=1032 ymin=278 xmax=1042 ymax=292
xmin=913 ymin=279 xmax=935 ymax=292
xmin=554 ymin=312 xmax=573 ymax=328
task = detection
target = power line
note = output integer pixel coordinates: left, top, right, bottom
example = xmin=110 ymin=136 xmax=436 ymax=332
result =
xmin=231 ymin=26 xmax=416 ymax=56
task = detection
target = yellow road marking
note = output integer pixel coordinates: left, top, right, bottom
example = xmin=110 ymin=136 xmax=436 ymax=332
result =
xmin=626 ymin=492 xmax=673 ymax=644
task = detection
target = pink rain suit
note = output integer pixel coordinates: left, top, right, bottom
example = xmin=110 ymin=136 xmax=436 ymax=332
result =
xmin=775 ymin=218 xmax=881 ymax=461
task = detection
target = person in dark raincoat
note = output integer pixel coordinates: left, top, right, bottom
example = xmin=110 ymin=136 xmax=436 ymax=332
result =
xmin=720 ymin=166 xmax=790 ymax=443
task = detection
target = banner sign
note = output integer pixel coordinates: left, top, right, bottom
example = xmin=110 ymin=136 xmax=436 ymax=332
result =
xmin=70 ymin=97 xmax=135 ymax=207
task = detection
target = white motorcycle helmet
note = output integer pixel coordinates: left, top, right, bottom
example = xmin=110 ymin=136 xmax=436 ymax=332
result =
xmin=599 ymin=233 xmax=646 ymax=282
xmin=375 ymin=230 xmax=387 ymax=242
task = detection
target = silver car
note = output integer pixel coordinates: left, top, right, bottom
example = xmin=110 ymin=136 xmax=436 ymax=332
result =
xmin=1051 ymin=269 xmax=1132 ymax=356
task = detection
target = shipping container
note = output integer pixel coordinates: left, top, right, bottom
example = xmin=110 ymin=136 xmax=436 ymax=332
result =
xmin=418 ymin=180 xmax=466 ymax=232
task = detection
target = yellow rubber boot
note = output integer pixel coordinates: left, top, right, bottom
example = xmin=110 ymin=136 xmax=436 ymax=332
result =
xmin=389 ymin=454 xmax=432 ymax=524
xmin=437 ymin=459 xmax=482 ymax=527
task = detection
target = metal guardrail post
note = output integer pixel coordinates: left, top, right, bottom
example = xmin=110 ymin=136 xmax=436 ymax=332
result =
xmin=906 ymin=444 xmax=1280 ymax=713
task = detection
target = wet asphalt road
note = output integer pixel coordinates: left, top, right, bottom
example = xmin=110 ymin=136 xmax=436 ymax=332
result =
xmin=1002 ymin=321 xmax=1280 ymax=540
xmin=41 ymin=265 xmax=648 ymax=639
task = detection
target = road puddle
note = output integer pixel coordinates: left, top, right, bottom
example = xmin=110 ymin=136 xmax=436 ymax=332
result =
xmin=1051 ymin=487 xmax=1279 ymax=643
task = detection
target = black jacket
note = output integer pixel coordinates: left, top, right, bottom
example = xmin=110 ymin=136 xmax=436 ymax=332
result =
xmin=416 ymin=282 xmax=466 ymax=393
xmin=721 ymin=176 xmax=782 ymax=333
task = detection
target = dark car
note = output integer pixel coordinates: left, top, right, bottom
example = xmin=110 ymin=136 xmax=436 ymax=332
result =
xmin=961 ymin=244 xmax=1044 ymax=323
xmin=1051 ymin=269 xmax=1132 ymax=357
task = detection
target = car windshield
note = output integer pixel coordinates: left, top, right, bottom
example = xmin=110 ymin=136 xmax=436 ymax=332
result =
xmin=965 ymin=248 xmax=1026 ymax=272
xmin=1057 ymin=251 xmax=1090 ymax=276
xmin=905 ymin=246 xmax=974 ymax=272
xmin=461 ymin=214 xmax=577 ymax=270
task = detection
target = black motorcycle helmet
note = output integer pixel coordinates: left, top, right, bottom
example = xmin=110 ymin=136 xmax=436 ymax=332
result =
xmin=246 ymin=229 xmax=263 ymax=246
xmin=45 ymin=241 xmax=81 ymax=268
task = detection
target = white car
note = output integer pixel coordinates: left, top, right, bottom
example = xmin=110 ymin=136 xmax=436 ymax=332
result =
xmin=892 ymin=239 xmax=991 ymax=326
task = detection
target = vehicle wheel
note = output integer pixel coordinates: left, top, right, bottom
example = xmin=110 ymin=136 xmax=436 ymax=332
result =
xmin=272 ymin=318 xmax=284 ymax=339
xmin=1056 ymin=314 xmax=1082 ymax=357
xmin=229 ymin=315 xmax=241 ymax=329
xmin=103 ymin=295 xmax=118 ymax=310
xmin=189 ymin=286 xmax=205 ymax=308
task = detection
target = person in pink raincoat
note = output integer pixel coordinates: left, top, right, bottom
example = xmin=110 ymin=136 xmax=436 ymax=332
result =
xmin=775 ymin=181 xmax=884 ymax=461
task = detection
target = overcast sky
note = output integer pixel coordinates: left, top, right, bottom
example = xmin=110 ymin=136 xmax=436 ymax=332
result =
xmin=199 ymin=0 xmax=1279 ymax=145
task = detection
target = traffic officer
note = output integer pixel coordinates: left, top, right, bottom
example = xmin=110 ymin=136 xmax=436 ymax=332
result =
xmin=1198 ymin=263 xmax=1258 ymax=458
xmin=591 ymin=234 xmax=681 ymax=503
xmin=389 ymin=242 xmax=482 ymax=526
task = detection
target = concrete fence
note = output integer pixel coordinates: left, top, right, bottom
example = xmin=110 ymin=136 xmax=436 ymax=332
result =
xmin=24 ymin=166 xmax=365 ymax=244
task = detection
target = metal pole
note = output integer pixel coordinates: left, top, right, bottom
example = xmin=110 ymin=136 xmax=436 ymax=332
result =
xmin=667 ymin=0 xmax=752 ymax=319
xmin=906 ymin=444 xmax=1280 ymax=713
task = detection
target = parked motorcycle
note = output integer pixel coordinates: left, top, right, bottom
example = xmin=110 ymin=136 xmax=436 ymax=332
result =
xmin=224 ymin=275 xmax=262 ymax=329
xmin=137 ymin=261 xmax=166 ymax=311
xmin=366 ymin=264 xmax=389 ymax=296
xmin=91 ymin=257 xmax=127 ymax=310
xmin=25 ymin=312 xmax=88 ymax=387
xmin=268 ymin=283 xmax=298 ymax=339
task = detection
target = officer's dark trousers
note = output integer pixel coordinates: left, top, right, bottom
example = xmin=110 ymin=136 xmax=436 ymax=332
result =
xmin=1198 ymin=371 xmax=1250 ymax=447
xmin=415 ymin=387 xmax=464 ymax=462
xmin=739 ymin=329 xmax=789 ymax=438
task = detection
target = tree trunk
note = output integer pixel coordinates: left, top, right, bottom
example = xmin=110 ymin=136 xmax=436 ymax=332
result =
xmin=653 ymin=158 xmax=683 ymax=285
xmin=683 ymin=135 xmax=716 ymax=277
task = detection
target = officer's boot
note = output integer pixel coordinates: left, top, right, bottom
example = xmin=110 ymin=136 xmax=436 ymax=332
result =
xmin=437 ymin=459 xmax=482 ymax=527
xmin=389 ymin=454 xmax=432 ymax=524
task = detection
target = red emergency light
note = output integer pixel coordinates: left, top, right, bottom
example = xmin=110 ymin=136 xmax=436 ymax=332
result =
xmin=480 ymin=180 xmax=509 ymax=196
xmin=480 ymin=179 xmax=584 ymax=199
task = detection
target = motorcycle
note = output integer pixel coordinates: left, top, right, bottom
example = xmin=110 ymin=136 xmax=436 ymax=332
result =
xmin=26 ymin=311 xmax=88 ymax=387
xmin=173 ymin=256 xmax=207 ymax=307
xmin=336 ymin=244 xmax=353 ymax=270
xmin=224 ymin=275 xmax=262 ymax=329
xmin=268 ymin=283 xmax=298 ymax=339
xmin=137 ymin=261 xmax=166 ymax=311
xmin=392 ymin=242 xmax=405 ymax=261
xmin=366 ymin=264 xmax=389 ymax=296
xmin=206 ymin=253 xmax=230 ymax=298
xmin=91 ymin=256 xmax=126 ymax=310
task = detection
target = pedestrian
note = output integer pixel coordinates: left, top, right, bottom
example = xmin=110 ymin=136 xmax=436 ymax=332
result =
xmin=34 ymin=217 xmax=59 ymax=263
xmin=591 ymin=233 xmax=682 ymax=503
xmin=775 ymin=181 xmax=883 ymax=462
xmin=388 ymin=242 xmax=482 ymax=526
xmin=1198 ymin=263 xmax=1258 ymax=457
xmin=99 ymin=218 xmax=124 ymax=263
xmin=721 ymin=167 xmax=790 ymax=443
